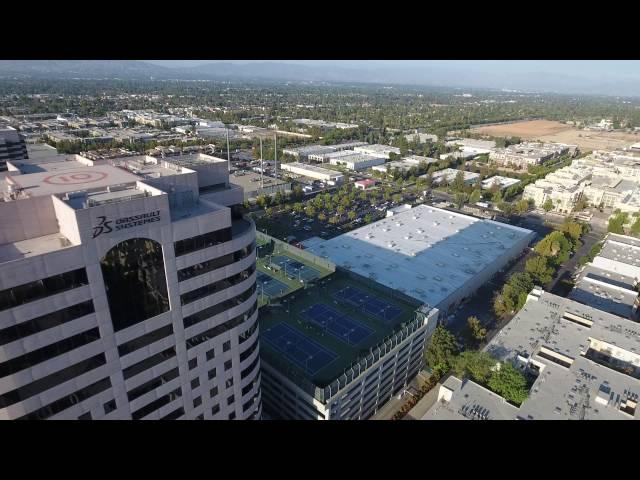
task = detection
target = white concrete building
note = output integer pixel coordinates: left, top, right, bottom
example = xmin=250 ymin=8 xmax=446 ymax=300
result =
xmin=569 ymin=263 xmax=639 ymax=320
xmin=480 ymin=176 xmax=521 ymax=191
xmin=445 ymin=138 xmax=496 ymax=156
xmin=427 ymin=168 xmax=480 ymax=186
xmin=306 ymin=205 xmax=534 ymax=316
xmin=353 ymin=144 xmax=401 ymax=159
xmin=329 ymin=153 xmax=386 ymax=171
xmin=279 ymin=162 xmax=343 ymax=183
xmin=592 ymin=233 xmax=640 ymax=282
xmin=371 ymin=156 xmax=438 ymax=175
xmin=490 ymin=142 xmax=573 ymax=169
xmin=0 ymin=153 xmax=260 ymax=420
xmin=423 ymin=289 xmax=640 ymax=420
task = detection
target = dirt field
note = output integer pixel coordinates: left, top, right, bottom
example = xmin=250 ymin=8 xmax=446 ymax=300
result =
xmin=472 ymin=120 xmax=640 ymax=151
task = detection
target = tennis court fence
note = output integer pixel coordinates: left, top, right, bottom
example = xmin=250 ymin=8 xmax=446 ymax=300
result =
xmin=257 ymin=232 xmax=336 ymax=274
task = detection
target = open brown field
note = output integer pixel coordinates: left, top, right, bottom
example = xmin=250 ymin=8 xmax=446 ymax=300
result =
xmin=471 ymin=120 xmax=640 ymax=151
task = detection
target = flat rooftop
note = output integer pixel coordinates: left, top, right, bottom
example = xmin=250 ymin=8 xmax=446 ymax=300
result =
xmin=280 ymin=162 xmax=342 ymax=177
xmin=422 ymin=376 xmax=519 ymax=420
xmin=481 ymin=176 xmax=522 ymax=190
xmin=230 ymin=171 xmax=289 ymax=192
xmin=599 ymin=233 xmax=640 ymax=268
xmin=306 ymin=205 xmax=533 ymax=308
xmin=484 ymin=290 xmax=640 ymax=420
xmin=259 ymin=268 xmax=421 ymax=387
xmin=3 ymin=164 xmax=141 ymax=198
xmin=0 ymin=232 xmax=74 ymax=264
xmin=569 ymin=263 xmax=638 ymax=320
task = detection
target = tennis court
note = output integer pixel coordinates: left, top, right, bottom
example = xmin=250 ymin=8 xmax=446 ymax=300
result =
xmin=257 ymin=271 xmax=290 ymax=298
xmin=302 ymin=303 xmax=374 ymax=346
xmin=269 ymin=254 xmax=322 ymax=282
xmin=334 ymin=286 xmax=403 ymax=323
xmin=262 ymin=323 xmax=338 ymax=376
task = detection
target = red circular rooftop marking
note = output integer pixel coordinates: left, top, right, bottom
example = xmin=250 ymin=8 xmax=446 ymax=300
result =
xmin=43 ymin=171 xmax=108 ymax=185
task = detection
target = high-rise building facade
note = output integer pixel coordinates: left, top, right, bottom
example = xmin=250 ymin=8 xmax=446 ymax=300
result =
xmin=0 ymin=153 xmax=260 ymax=420
xmin=0 ymin=126 xmax=28 ymax=172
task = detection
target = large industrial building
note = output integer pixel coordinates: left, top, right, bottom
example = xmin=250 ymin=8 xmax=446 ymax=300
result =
xmin=353 ymin=144 xmax=401 ymax=159
xmin=371 ymin=155 xmax=438 ymax=175
xmin=306 ymin=205 xmax=534 ymax=316
xmin=329 ymin=153 xmax=386 ymax=171
xmin=0 ymin=152 xmax=260 ymax=420
xmin=254 ymin=238 xmax=439 ymax=420
xmin=279 ymin=162 xmax=344 ymax=183
xmin=423 ymin=288 xmax=640 ymax=420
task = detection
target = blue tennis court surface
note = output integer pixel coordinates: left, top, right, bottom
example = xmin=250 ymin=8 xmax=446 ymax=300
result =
xmin=302 ymin=303 xmax=373 ymax=346
xmin=333 ymin=286 xmax=403 ymax=323
xmin=257 ymin=271 xmax=289 ymax=298
xmin=262 ymin=323 xmax=337 ymax=375
xmin=269 ymin=255 xmax=321 ymax=282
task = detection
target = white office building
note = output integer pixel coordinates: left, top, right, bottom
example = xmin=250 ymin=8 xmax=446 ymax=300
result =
xmin=329 ymin=153 xmax=386 ymax=171
xmin=306 ymin=205 xmax=534 ymax=316
xmin=353 ymin=144 xmax=401 ymax=159
xmin=423 ymin=288 xmax=640 ymax=420
xmin=279 ymin=162 xmax=344 ymax=183
xmin=0 ymin=153 xmax=260 ymax=420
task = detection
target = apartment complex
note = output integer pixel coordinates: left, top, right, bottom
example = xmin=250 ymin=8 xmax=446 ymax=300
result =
xmin=490 ymin=142 xmax=574 ymax=170
xmin=523 ymin=148 xmax=640 ymax=213
xmin=523 ymin=163 xmax=592 ymax=213
xmin=0 ymin=126 xmax=28 ymax=173
xmin=0 ymin=152 xmax=260 ymax=420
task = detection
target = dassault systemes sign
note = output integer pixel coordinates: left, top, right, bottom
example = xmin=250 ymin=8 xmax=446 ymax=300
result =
xmin=92 ymin=210 xmax=161 ymax=238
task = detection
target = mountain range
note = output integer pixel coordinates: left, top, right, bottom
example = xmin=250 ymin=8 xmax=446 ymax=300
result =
xmin=0 ymin=60 xmax=639 ymax=97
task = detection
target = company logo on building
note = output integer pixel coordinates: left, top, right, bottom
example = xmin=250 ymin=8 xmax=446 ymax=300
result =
xmin=92 ymin=210 xmax=161 ymax=238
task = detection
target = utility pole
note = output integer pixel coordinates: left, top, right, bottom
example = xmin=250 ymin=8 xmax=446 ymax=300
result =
xmin=274 ymin=132 xmax=278 ymax=179
xmin=226 ymin=128 xmax=231 ymax=173
xmin=260 ymin=137 xmax=264 ymax=190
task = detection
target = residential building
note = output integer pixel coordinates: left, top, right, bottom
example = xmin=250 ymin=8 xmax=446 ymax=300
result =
xmin=0 ymin=153 xmax=260 ymax=420
xmin=490 ymin=142 xmax=573 ymax=170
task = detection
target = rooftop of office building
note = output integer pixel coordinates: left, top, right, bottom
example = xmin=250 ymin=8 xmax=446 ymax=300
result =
xmin=425 ymin=289 xmax=640 ymax=420
xmin=598 ymin=233 xmax=640 ymax=268
xmin=569 ymin=263 xmax=638 ymax=320
xmin=305 ymin=205 xmax=533 ymax=308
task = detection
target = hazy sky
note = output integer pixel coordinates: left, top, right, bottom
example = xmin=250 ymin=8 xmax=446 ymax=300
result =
xmin=147 ymin=60 xmax=640 ymax=76
xmin=144 ymin=60 xmax=640 ymax=95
